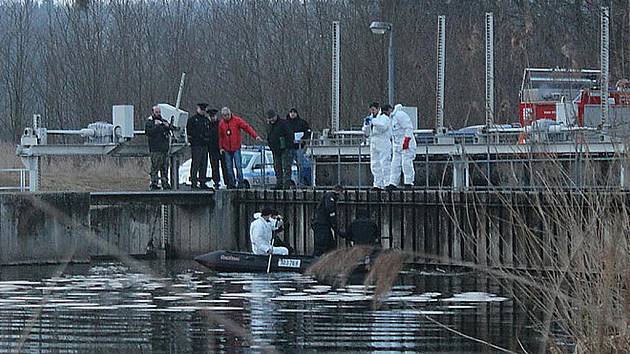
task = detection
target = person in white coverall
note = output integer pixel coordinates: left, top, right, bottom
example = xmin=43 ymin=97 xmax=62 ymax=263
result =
xmin=250 ymin=208 xmax=289 ymax=255
xmin=362 ymin=102 xmax=392 ymax=190
xmin=386 ymin=104 xmax=416 ymax=189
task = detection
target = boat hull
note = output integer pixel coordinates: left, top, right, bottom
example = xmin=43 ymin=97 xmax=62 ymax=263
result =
xmin=194 ymin=250 xmax=316 ymax=273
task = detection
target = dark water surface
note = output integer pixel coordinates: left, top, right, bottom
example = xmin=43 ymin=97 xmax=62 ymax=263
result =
xmin=0 ymin=260 xmax=539 ymax=353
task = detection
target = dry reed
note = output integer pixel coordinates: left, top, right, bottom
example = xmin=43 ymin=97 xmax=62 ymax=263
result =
xmin=306 ymin=245 xmax=375 ymax=288
xmin=437 ymin=148 xmax=630 ymax=353
xmin=363 ymin=249 xmax=409 ymax=302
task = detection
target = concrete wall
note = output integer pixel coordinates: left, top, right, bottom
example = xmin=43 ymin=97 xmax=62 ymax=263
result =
xmin=171 ymin=191 xmax=237 ymax=258
xmin=0 ymin=193 xmax=90 ymax=265
xmin=89 ymin=192 xmax=235 ymax=259
xmin=90 ymin=204 xmax=161 ymax=257
xmin=1 ymin=189 xmax=621 ymax=271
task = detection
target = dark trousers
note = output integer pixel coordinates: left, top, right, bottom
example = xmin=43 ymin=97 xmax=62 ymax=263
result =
xmin=209 ymin=150 xmax=228 ymax=187
xmin=312 ymin=224 xmax=335 ymax=256
xmin=150 ymin=151 xmax=169 ymax=186
xmin=190 ymin=145 xmax=208 ymax=185
xmin=272 ymin=149 xmax=293 ymax=188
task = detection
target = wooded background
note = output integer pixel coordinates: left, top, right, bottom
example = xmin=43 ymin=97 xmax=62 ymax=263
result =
xmin=0 ymin=0 xmax=628 ymax=142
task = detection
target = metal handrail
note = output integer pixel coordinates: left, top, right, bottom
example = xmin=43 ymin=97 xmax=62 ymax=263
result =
xmin=0 ymin=168 xmax=29 ymax=192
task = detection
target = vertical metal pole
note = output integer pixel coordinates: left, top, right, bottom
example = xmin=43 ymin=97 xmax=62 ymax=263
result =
xmin=425 ymin=143 xmax=429 ymax=188
xmin=358 ymin=139 xmax=362 ymax=188
xmin=22 ymin=156 xmax=40 ymax=192
xmin=261 ymin=147 xmax=267 ymax=189
xmin=388 ymin=27 xmax=395 ymax=105
xmin=485 ymin=12 xmax=494 ymax=128
xmin=601 ymin=6 xmax=610 ymax=129
xmin=436 ymin=15 xmax=446 ymax=134
xmin=331 ymin=21 xmax=340 ymax=132
xmin=175 ymin=72 xmax=186 ymax=110
xmin=170 ymin=156 xmax=179 ymax=190
xmin=160 ymin=204 xmax=169 ymax=259
xmin=32 ymin=114 xmax=41 ymax=131
xmin=167 ymin=72 xmax=186 ymax=192
xmin=337 ymin=144 xmax=341 ymax=185
xmin=311 ymin=146 xmax=317 ymax=188
xmin=485 ymin=12 xmax=494 ymax=188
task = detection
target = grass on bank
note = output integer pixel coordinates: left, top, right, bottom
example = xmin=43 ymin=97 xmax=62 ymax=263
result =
xmin=0 ymin=142 xmax=150 ymax=191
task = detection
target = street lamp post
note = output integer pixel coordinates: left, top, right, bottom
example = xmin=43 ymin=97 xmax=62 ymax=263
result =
xmin=370 ymin=21 xmax=395 ymax=105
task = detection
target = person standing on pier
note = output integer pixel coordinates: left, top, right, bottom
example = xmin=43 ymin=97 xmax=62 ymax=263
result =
xmin=362 ymin=102 xmax=392 ymax=191
xmin=266 ymin=110 xmax=294 ymax=189
xmin=187 ymin=103 xmax=212 ymax=189
xmin=285 ymin=108 xmax=312 ymax=187
xmin=218 ymin=107 xmax=263 ymax=189
xmin=206 ymin=108 xmax=228 ymax=189
xmin=386 ymin=104 xmax=416 ymax=190
xmin=311 ymin=185 xmax=343 ymax=256
xmin=145 ymin=105 xmax=173 ymax=190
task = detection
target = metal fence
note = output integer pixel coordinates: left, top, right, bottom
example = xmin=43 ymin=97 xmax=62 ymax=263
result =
xmin=0 ymin=168 xmax=30 ymax=192
xmin=303 ymin=129 xmax=629 ymax=190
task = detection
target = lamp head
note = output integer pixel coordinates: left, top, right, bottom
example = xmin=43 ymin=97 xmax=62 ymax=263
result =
xmin=370 ymin=21 xmax=392 ymax=35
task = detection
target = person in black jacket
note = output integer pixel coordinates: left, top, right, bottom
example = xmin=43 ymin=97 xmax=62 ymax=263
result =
xmin=145 ymin=105 xmax=173 ymax=190
xmin=206 ymin=108 xmax=228 ymax=189
xmin=311 ymin=185 xmax=343 ymax=256
xmin=340 ymin=208 xmax=381 ymax=246
xmin=285 ymin=108 xmax=312 ymax=186
xmin=266 ymin=109 xmax=294 ymax=189
xmin=186 ymin=103 xmax=212 ymax=189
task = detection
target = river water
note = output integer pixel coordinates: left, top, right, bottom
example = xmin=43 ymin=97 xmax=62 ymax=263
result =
xmin=0 ymin=260 xmax=540 ymax=353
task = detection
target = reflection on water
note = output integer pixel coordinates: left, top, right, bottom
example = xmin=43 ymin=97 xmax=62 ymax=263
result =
xmin=0 ymin=261 xmax=538 ymax=353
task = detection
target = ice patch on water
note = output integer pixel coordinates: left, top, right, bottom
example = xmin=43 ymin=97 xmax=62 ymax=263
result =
xmin=442 ymin=292 xmax=508 ymax=302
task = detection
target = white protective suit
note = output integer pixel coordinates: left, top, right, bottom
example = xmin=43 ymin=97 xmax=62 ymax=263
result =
xmin=362 ymin=113 xmax=392 ymax=188
xmin=250 ymin=213 xmax=289 ymax=255
xmin=389 ymin=104 xmax=416 ymax=186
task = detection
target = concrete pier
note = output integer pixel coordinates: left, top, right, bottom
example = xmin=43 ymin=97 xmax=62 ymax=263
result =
xmin=0 ymin=189 xmax=625 ymax=270
xmin=0 ymin=193 xmax=90 ymax=265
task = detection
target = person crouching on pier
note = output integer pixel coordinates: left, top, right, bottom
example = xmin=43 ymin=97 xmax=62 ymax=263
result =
xmin=362 ymin=102 xmax=392 ymax=191
xmin=311 ymin=185 xmax=343 ymax=256
xmin=145 ymin=105 xmax=173 ymax=190
xmin=386 ymin=104 xmax=416 ymax=190
xmin=250 ymin=208 xmax=289 ymax=255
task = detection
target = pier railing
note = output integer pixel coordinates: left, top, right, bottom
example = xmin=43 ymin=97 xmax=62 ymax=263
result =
xmin=0 ymin=168 xmax=30 ymax=192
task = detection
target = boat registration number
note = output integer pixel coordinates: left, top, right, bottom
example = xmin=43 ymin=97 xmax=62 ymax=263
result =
xmin=277 ymin=259 xmax=301 ymax=268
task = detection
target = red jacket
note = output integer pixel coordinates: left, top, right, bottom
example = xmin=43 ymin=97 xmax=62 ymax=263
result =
xmin=218 ymin=114 xmax=259 ymax=152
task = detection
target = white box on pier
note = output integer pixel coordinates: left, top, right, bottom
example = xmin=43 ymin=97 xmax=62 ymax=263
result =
xmin=112 ymin=105 xmax=135 ymax=139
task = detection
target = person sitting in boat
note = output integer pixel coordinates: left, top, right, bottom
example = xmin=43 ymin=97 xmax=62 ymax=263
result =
xmin=340 ymin=208 xmax=381 ymax=247
xmin=250 ymin=208 xmax=289 ymax=255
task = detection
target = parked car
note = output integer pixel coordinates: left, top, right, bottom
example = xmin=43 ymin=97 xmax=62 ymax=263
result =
xmin=178 ymin=147 xmax=298 ymax=189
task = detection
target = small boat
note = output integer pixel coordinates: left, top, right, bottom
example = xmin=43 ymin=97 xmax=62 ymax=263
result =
xmin=194 ymin=250 xmax=316 ymax=273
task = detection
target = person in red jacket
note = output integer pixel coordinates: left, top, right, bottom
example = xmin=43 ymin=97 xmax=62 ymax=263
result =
xmin=218 ymin=107 xmax=262 ymax=188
